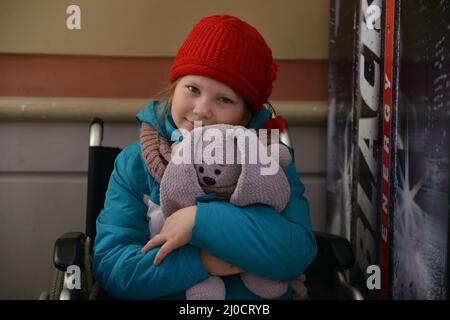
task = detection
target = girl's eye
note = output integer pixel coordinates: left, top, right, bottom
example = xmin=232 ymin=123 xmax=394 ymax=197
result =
xmin=186 ymin=85 xmax=199 ymax=94
xmin=219 ymin=97 xmax=233 ymax=104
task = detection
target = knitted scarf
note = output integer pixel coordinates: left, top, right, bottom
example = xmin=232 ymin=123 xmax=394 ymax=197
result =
xmin=140 ymin=122 xmax=172 ymax=183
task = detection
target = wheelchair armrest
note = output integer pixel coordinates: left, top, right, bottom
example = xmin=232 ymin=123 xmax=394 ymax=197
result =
xmin=304 ymin=231 xmax=359 ymax=299
xmin=314 ymin=232 xmax=354 ymax=270
xmin=53 ymin=232 xmax=85 ymax=271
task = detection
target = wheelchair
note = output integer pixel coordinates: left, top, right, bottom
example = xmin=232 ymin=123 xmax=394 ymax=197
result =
xmin=39 ymin=118 xmax=363 ymax=300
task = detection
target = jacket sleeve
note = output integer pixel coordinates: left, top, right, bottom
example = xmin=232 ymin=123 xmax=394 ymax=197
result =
xmin=92 ymin=143 xmax=209 ymax=299
xmin=189 ymin=154 xmax=318 ymax=282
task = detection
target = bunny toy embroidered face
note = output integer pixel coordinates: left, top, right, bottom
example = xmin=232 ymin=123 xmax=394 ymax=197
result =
xmin=195 ymin=163 xmax=241 ymax=189
xmin=194 ymin=161 xmax=242 ymax=201
xmin=193 ymin=135 xmax=242 ymax=200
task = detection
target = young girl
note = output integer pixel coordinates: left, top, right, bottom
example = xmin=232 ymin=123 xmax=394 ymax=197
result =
xmin=92 ymin=14 xmax=317 ymax=300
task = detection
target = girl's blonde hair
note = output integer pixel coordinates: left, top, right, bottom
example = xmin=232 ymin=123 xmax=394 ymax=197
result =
xmin=150 ymin=81 xmax=278 ymax=127
xmin=150 ymin=80 xmax=179 ymax=127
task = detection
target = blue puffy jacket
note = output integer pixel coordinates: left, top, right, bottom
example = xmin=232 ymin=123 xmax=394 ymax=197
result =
xmin=92 ymin=100 xmax=317 ymax=299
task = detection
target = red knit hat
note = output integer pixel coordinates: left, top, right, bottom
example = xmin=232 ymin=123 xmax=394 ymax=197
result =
xmin=169 ymin=15 xmax=278 ymax=113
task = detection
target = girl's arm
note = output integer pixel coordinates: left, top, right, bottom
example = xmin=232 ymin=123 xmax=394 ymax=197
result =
xmin=189 ymin=156 xmax=318 ymax=282
xmin=92 ymin=142 xmax=210 ymax=299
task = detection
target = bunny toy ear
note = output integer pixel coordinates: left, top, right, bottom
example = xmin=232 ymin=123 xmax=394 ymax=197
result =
xmin=229 ymin=130 xmax=291 ymax=213
xmin=277 ymin=143 xmax=292 ymax=170
xmin=256 ymin=129 xmax=292 ymax=170
xmin=159 ymin=130 xmax=205 ymax=218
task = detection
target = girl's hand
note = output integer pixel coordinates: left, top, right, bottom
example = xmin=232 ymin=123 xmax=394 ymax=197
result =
xmin=200 ymin=250 xmax=242 ymax=276
xmin=141 ymin=205 xmax=197 ymax=265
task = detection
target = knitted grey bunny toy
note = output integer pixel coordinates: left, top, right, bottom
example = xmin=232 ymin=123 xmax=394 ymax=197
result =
xmin=153 ymin=124 xmax=292 ymax=299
